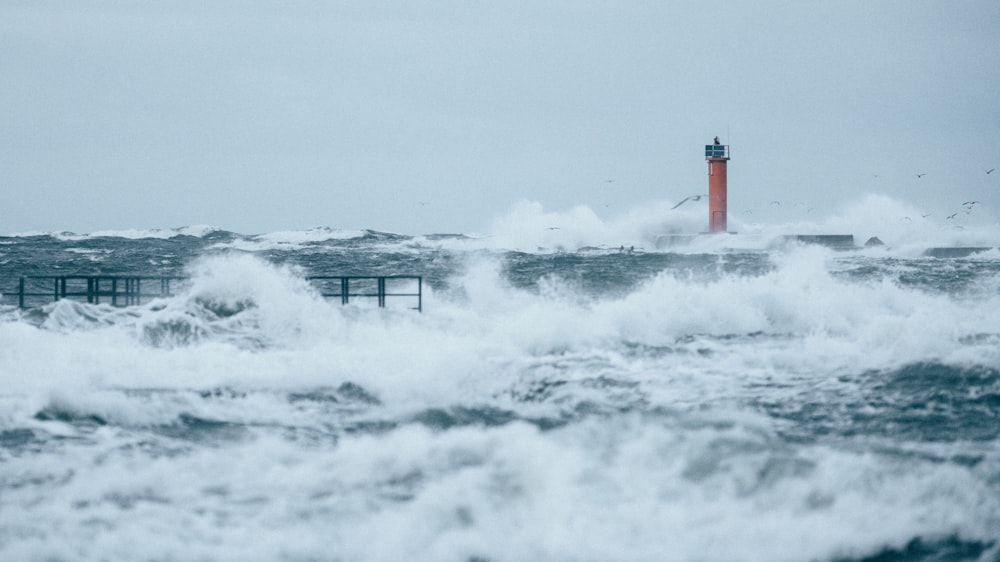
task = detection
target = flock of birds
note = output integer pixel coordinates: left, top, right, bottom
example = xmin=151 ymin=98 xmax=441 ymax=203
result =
xmin=665 ymin=166 xmax=998 ymax=225
xmin=537 ymin=166 xmax=999 ymax=233
xmin=883 ymin=168 xmax=995 ymax=222
xmin=416 ymin=166 xmax=997 ymax=233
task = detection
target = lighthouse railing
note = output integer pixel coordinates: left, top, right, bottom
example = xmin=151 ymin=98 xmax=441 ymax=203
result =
xmin=705 ymin=144 xmax=729 ymax=158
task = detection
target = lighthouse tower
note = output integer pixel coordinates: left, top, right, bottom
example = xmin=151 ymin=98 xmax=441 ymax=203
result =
xmin=705 ymin=139 xmax=730 ymax=233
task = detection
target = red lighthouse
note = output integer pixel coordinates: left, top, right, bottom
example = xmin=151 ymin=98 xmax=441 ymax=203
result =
xmin=705 ymin=139 xmax=730 ymax=233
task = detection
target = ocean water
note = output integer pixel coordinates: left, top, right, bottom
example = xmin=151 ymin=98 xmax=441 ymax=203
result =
xmin=2 ymin=203 xmax=1000 ymax=561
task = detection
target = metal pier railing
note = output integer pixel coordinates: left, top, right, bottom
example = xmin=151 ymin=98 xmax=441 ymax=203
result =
xmin=306 ymin=276 xmax=422 ymax=311
xmin=6 ymin=275 xmax=423 ymax=312
xmin=13 ymin=276 xmax=185 ymax=309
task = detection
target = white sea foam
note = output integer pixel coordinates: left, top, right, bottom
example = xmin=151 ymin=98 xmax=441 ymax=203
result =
xmin=86 ymin=225 xmax=227 ymax=239
xmin=1 ymin=413 xmax=996 ymax=561
xmin=6 ymin=225 xmax=227 ymax=240
xmin=9 ymin=193 xmax=995 ymax=255
xmin=3 ymin=248 xmax=997 ymax=405
xmin=208 ymin=227 xmax=371 ymax=251
xmin=2 ymin=233 xmax=999 ymax=561
xmin=468 ymin=194 xmax=1000 ymax=254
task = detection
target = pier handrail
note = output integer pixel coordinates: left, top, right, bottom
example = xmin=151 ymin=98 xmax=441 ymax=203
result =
xmin=12 ymin=275 xmax=186 ymax=309
xmin=306 ymin=275 xmax=422 ymax=311
xmin=6 ymin=274 xmax=422 ymax=312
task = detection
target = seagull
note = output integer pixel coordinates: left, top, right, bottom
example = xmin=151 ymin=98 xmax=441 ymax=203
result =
xmin=963 ymin=201 xmax=982 ymax=213
xmin=916 ymin=173 xmax=927 ymax=178
xmin=670 ymin=195 xmax=706 ymax=209
xmin=986 ymin=168 xmax=995 ymax=175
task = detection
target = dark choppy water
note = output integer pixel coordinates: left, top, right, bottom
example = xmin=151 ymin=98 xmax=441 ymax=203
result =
xmin=1 ymin=229 xmax=999 ymax=561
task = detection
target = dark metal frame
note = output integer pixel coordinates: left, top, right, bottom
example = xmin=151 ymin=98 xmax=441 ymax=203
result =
xmin=704 ymin=144 xmax=730 ymax=158
xmin=305 ymin=276 xmax=422 ymax=311
xmin=7 ymin=275 xmax=423 ymax=312
xmin=13 ymin=276 xmax=184 ymax=309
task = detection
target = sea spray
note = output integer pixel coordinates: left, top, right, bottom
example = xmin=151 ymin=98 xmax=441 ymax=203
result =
xmin=1 ymin=211 xmax=999 ymax=561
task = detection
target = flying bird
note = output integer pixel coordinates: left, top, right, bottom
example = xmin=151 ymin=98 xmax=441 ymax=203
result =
xmin=916 ymin=173 xmax=927 ymax=178
xmin=946 ymin=213 xmax=958 ymax=220
xmin=986 ymin=168 xmax=995 ymax=175
xmin=670 ymin=195 xmax=706 ymax=209
xmin=545 ymin=226 xmax=560 ymax=230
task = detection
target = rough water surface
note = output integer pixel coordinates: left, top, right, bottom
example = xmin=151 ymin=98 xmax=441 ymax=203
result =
xmin=1 ymin=226 xmax=999 ymax=561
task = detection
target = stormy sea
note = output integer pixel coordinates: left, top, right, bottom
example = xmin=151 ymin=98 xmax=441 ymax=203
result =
xmin=2 ymin=201 xmax=999 ymax=561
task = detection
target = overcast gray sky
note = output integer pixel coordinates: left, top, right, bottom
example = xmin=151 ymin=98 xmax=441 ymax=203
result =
xmin=2 ymin=0 xmax=998 ymax=236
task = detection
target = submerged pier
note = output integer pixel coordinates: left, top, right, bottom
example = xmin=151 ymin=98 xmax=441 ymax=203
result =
xmin=7 ymin=275 xmax=423 ymax=312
